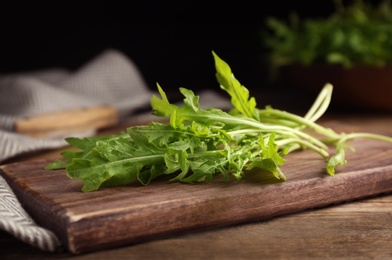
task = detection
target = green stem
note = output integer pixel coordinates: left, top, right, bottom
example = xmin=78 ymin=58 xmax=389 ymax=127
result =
xmin=304 ymin=83 xmax=333 ymax=122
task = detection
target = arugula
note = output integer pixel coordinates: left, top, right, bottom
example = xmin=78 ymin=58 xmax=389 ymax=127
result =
xmin=46 ymin=51 xmax=392 ymax=192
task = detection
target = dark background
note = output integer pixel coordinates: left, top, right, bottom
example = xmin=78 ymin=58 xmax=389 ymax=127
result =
xmin=0 ymin=1 xmax=343 ymax=107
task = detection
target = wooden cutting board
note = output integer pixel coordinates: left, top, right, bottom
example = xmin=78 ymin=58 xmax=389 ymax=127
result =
xmin=1 ymin=138 xmax=392 ymax=254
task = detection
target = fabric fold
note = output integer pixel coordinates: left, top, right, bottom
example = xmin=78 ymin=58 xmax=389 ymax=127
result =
xmin=0 ymin=48 xmax=152 ymax=162
xmin=0 ymin=49 xmax=152 ymax=252
xmin=0 ymin=176 xmax=62 ymax=252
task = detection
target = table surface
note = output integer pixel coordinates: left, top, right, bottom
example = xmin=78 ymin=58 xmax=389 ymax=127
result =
xmin=2 ymin=113 xmax=392 ymax=259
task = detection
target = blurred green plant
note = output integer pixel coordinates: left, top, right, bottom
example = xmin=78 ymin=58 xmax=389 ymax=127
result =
xmin=262 ymin=0 xmax=392 ymax=68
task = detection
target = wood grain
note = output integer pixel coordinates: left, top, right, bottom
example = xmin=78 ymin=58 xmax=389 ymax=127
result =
xmin=14 ymin=106 xmax=118 ymax=138
xmin=1 ymin=138 xmax=392 ymax=254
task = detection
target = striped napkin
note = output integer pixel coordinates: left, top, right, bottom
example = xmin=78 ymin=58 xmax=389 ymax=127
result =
xmin=0 ymin=49 xmax=152 ymax=252
xmin=0 ymin=49 xmax=152 ymax=162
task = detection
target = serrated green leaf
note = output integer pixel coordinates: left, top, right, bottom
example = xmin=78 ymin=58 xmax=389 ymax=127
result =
xmin=150 ymin=83 xmax=179 ymax=117
xmin=212 ymin=51 xmax=259 ymax=120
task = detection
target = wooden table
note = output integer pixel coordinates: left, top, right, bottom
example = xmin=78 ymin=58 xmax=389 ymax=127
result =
xmin=2 ymin=113 xmax=392 ymax=259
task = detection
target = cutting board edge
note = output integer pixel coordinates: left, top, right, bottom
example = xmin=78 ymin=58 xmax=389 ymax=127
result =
xmin=64 ymin=164 xmax=392 ymax=254
xmin=2 ymin=160 xmax=392 ymax=254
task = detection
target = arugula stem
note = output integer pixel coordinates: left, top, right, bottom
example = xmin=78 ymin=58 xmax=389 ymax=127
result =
xmin=304 ymin=83 xmax=333 ymax=122
xmin=181 ymin=112 xmax=329 ymax=150
xmin=258 ymin=108 xmax=340 ymax=139
xmin=275 ymin=138 xmax=329 ymax=157
xmin=325 ymin=132 xmax=392 ymax=145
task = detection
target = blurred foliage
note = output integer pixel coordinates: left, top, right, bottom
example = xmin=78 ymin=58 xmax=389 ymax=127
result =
xmin=261 ymin=0 xmax=392 ymax=68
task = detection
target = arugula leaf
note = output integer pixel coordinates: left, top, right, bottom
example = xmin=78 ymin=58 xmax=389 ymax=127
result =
xmin=212 ymin=51 xmax=259 ymax=120
xmin=150 ymin=83 xmax=179 ymax=117
xmin=46 ymin=51 xmax=392 ymax=192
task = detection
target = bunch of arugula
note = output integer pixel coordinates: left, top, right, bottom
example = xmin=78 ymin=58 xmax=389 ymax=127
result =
xmin=46 ymin=51 xmax=392 ymax=192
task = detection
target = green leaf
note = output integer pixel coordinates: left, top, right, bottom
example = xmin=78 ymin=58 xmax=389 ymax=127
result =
xmin=150 ymin=83 xmax=179 ymax=117
xmin=212 ymin=51 xmax=259 ymax=120
xmin=326 ymin=147 xmax=347 ymax=176
xmin=44 ymin=159 xmax=67 ymax=170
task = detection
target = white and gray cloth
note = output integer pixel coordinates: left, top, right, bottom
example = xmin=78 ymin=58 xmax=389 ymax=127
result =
xmin=0 ymin=49 xmax=152 ymax=163
xmin=0 ymin=49 xmax=153 ymax=252
xmin=0 ymin=176 xmax=62 ymax=252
